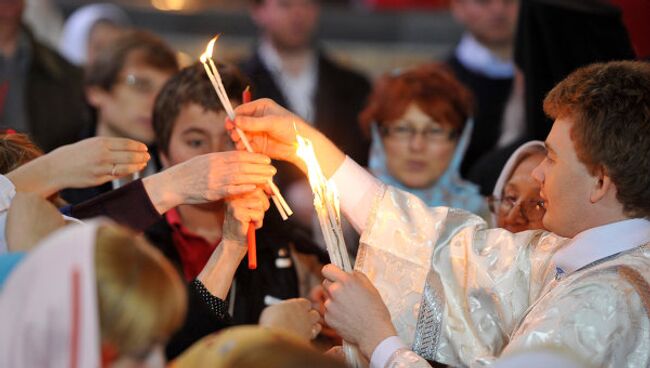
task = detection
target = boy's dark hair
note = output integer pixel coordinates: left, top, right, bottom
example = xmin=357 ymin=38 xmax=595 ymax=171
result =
xmin=153 ymin=62 xmax=249 ymax=155
xmin=85 ymin=30 xmax=179 ymax=90
xmin=544 ymin=60 xmax=650 ymax=218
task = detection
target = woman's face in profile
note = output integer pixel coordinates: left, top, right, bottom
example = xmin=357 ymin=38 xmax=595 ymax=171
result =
xmin=497 ymin=153 xmax=546 ymax=233
xmin=381 ymin=103 xmax=457 ymax=189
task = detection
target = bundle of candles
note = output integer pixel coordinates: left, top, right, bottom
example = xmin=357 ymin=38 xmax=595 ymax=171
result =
xmin=199 ymin=35 xmax=293 ymax=269
xmin=295 ymin=131 xmax=362 ymax=368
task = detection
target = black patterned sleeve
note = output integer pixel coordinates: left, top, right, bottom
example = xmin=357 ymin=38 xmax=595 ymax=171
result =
xmin=190 ymin=279 xmax=229 ymax=319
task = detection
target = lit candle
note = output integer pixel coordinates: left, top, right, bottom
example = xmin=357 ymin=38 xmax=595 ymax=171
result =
xmin=295 ymin=130 xmax=363 ymax=368
xmin=199 ymin=35 xmax=293 ymax=220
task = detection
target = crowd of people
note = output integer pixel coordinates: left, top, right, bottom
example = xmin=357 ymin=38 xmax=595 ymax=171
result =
xmin=0 ymin=0 xmax=649 ymax=367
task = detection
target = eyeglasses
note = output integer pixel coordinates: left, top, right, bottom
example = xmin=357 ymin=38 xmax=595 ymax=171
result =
xmin=380 ymin=124 xmax=456 ymax=143
xmin=488 ymin=195 xmax=546 ymax=222
xmin=119 ymin=74 xmax=161 ymax=95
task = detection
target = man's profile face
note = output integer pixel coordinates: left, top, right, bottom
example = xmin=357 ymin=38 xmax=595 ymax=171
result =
xmin=451 ymin=0 xmax=519 ymax=49
xmin=253 ymin=0 xmax=320 ymax=52
xmin=90 ymin=50 xmax=173 ymax=145
xmin=531 ymin=118 xmax=596 ymax=238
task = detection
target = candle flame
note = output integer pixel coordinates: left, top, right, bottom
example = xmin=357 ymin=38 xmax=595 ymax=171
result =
xmin=296 ymin=133 xmax=339 ymax=218
xmin=199 ymin=35 xmax=220 ymax=63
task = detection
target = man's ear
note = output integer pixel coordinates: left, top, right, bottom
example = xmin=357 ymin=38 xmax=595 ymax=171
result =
xmin=85 ymin=86 xmax=109 ymax=109
xmin=590 ymin=165 xmax=613 ymax=204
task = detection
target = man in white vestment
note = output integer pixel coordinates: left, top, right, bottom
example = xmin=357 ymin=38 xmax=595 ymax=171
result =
xmin=229 ymin=60 xmax=650 ymax=367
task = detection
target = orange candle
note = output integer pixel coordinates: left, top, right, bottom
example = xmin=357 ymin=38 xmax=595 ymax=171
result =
xmin=243 ymin=86 xmax=257 ymax=269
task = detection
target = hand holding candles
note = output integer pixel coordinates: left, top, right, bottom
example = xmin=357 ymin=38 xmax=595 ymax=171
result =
xmin=199 ymin=35 xmax=292 ymax=220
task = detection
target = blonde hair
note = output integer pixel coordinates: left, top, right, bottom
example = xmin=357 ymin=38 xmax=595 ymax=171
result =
xmin=95 ymin=225 xmax=187 ymax=357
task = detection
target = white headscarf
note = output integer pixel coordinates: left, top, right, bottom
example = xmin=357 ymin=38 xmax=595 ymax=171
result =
xmin=491 ymin=140 xmax=546 ymax=224
xmin=59 ymin=4 xmax=130 ymax=66
xmin=0 ymin=221 xmax=101 ymax=368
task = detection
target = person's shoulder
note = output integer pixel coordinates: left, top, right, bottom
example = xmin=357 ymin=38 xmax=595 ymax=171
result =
xmin=28 ymin=33 xmax=82 ymax=82
xmin=318 ymin=52 xmax=370 ymax=86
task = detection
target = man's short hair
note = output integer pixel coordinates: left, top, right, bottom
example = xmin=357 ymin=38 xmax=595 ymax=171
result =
xmin=152 ymin=62 xmax=249 ymax=155
xmin=85 ymin=30 xmax=179 ymax=90
xmin=544 ymin=60 xmax=650 ymax=218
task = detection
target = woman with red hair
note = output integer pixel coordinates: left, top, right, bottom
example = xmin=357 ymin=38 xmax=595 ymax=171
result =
xmin=359 ymin=63 xmax=487 ymax=217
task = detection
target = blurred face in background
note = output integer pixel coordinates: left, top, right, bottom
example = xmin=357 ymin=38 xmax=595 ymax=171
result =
xmin=451 ymin=0 xmax=519 ymax=49
xmin=88 ymin=50 xmax=173 ymax=145
xmin=252 ymin=0 xmax=320 ymax=52
xmin=0 ymin=0 xmax=24 ymax=36
xmin=381 ymin=103 xmax=458 ymax=189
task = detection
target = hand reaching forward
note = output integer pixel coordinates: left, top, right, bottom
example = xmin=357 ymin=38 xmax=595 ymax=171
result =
xmin=48 ymin=137 xmax=150 ymax=189
xmin=7 ymin=137 xmax=150 ymax=197
xmin=143 ymin=151 xmax=275 ymax=215
xmin=322 ymin=264 xmax=397 ymax=359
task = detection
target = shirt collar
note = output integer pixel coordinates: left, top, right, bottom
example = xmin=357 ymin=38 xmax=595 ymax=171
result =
xmin=553 ymin=218 xmax=650 ymax=274
xmin=455 ymin=33 xmax=514 ymax=79
xmin=257 ymin=39 xmax=317 ymax=79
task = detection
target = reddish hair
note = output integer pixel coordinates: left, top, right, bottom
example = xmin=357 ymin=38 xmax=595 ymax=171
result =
xmin=359 ymin=63 xmax=473 ymax=138
xmin=544 ymin=60 xmax=650 ymax=218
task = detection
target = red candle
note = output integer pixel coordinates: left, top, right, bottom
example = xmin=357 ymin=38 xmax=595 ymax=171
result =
xmin=243 ymin=86 xmax=257 ymax=269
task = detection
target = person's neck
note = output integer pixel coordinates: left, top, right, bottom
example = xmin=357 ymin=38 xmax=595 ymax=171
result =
xmin=96 ymin=120 xmax=121 ymax=139
xmin=177 ymin=203 xmax=225 ymax=244
xmin=268 ymin=39 xmax=313 ymax=77
xmin=567 ymin=209 xmax=630 ymax=239
xmin=485 ymin=42 xmax=512 ymax=62
xmin=0 ymin=24 xmax=21 ymax=57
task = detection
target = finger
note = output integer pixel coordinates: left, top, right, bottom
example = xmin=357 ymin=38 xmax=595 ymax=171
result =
xmin=322 ymin=264 xmax=347 ymax=282
xmin=110 ymin=162 xmax=148 ymax=177
xmin=309 ymin=309 xmax=320 ymax=324
xmin=107 ymin=151 xmax=151 ymax=165
xmin=322 ymin=279 xmax=333 ymax=295
xmin=311 ymin=323 xmax=322 ymax=339
xmin=224 ymin=184 xmax=257 ymax=196
xmin=226 ymin=174 xmax=274 ymax=186
xmin=293 ymin=298 xmax=312 ymax=310
xmin=221 ymin=151 xmax=272 ymax=164
xmin=104 ymin=137 xmax=149 ymax=152
xmin=233 ymin=115 xmax=293 ymax=141
xmin=223 ymin=162 xmax=276 ymax=176
xmin=233 ymin=98 xmax=279 ymax=117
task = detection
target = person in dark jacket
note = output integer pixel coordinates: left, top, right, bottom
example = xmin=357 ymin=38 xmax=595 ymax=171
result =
xmin=243 ymin=0 xmax=371 ymax=191
xmin=447 ymin=0 xmax=521 ymax=175
xmin=0 ymin=0 xmax=88 ymax=152
xmin=145 ymin=62 xmax=302 ymax=357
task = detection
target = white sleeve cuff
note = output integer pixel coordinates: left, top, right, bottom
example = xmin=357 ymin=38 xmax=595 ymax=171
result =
xmin=0 ymin=175 xmax=16 ymax=212
xmin=330 ymin=156 xmax=380 ymax=233
xmin=370 ymin=335 xmax=407 ymax=368
xmin=0 ymin=175 xmax=16 ymax=255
